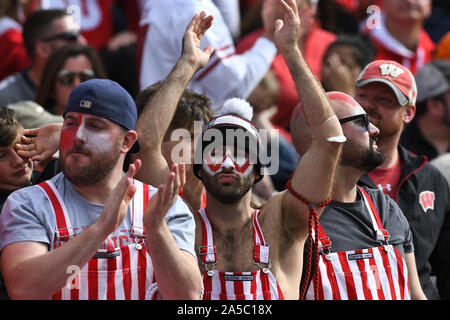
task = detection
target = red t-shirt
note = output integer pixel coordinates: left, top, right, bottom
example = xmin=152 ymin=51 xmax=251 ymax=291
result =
xmin=367 ymin=157 xmax=402 ymax=200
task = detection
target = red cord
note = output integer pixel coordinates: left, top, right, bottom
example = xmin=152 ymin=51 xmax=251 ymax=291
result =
xmin=286 ymin=178 xmax=331 ymax=300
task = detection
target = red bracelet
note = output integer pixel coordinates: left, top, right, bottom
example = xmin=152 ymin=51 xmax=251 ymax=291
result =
xmin=286 ymin=177 xmax=331 ymax=209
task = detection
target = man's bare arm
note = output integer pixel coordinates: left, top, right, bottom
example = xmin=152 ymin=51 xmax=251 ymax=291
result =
xmin=272 ymin=0 xmax=343 ymax=238
xmin=133 ymin=12 xmax=214 ymax=186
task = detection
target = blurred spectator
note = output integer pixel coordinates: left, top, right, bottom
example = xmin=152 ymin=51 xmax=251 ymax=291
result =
xmin=35 ymin=44 xmax=106 ymax=115
xmin=0 ymin=9 xmax=85 ymax=105
xmin=138 ymin=0 xmax=277 ymax=112
xmin=37 ymin=0 xmax=141 ymax=98
xmin=321 ymin=33 xmax=376 ymax=96
xmin=400 ymin=60 xmax=450 ymax=161
xmin=237 ymin=0 xmax=336 ymax=130
xmin=431 ymin=153 xmax=450 ymax=187
xmin=362 ymin=0 xmax=434 ymax=74
xmin=318 ymin=0 xmax=378 ymax=34
xmin=0 ymin=0 xmax=30 ymax=81
xmin=355 ymin=60 xmax=450 ymax=299
xmin=424 ymin=0 xmax=450 ymax=43
xmin=435 ymin=31 xmax=450 ymax=60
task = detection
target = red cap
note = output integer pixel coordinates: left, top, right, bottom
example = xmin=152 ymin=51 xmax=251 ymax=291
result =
xmin=356 ymin=60 xmax=417 ymax=106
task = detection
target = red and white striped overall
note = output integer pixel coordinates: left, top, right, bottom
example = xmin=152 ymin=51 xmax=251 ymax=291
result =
xmin=196 ymin=208 xmax=284 ymax=300
xmin=306 ymin=187 xmax=411 ymax=300
xmin=37 ymin=179 xmax=158 ymax=300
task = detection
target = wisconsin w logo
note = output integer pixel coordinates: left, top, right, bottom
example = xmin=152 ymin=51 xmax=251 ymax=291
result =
xmin=379 ymin=64 xmax=405 ymax=78
xmin=419 ymin=191 xmax=435 ymax=213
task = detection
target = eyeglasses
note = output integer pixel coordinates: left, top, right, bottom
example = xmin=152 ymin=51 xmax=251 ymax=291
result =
xmin=41 ymin=30 xmax=80 ymax=42
xmin=57 ymin=69 xmax=95 ymax=86
xmin=339 ymin=113 xmax=370 ymax=131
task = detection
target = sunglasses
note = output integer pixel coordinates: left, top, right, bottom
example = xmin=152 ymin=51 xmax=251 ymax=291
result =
xmin=57 ymin=69 xmax=95 ymax=86
xmin=339 ymin=113 xmax=370 ymax=131
xmin=42 ymin=30 xmax=80 ymax=42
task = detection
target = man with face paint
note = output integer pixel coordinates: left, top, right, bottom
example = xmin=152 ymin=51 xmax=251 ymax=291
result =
xmin=291 ymin=91 xmax=426 ymax=300
xmin=131 ymin=0 xmax=344 ymax=300
xmin=355 ymin=60 xmax=450 ymax=300
xmin=0 ymin=14 xmax=211 ymax=300
xmin=192 ymin=0 xmax=344 ymax=300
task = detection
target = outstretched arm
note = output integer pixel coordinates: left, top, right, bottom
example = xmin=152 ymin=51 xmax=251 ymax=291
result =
xmin=133 ymin=12 xmax=214 ymax=187
xmin=274 ymin=0 xmax=343 ymax=238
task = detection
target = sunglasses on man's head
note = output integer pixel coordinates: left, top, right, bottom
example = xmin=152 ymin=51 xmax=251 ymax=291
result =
xmin=339 ymin=113 xmax=370 ymax=131
xmin=41 ymin=30 xmax=80 ymax=42
xmin=57 ymin=69 xmax=95 ymax=86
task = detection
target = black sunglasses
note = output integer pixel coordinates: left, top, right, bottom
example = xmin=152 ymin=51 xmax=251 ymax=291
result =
xmin=57 ymin=69 xmax=95 ymax=86
xmin=41 ymin=30 xmax=80 ymax=42
xmin=339 ymin=113 xmax=370 ymax=131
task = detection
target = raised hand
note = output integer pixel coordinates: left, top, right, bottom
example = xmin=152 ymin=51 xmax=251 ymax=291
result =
xmin=98 ymin=160 xmax=142 ymax=233
xmin=273 ymin=0 xmax=301 ymax=53
xmin=15 ymin=123 xmax=62 ymax=165
xmin=182 ymin=11 xmax=215 ymax=71
xmin=143 ymin=163 xmax=186 ymax=230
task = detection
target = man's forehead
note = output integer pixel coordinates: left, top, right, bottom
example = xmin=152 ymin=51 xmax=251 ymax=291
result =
xmin=327 ymin=92 xmax=365 ymax=115
xmin=64 ymin=112 xmax=112 ymax=124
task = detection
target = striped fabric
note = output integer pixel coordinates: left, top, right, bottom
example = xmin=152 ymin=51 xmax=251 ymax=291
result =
xmin=197 ymin=209 xmax=284 ymax=300
xmin=306 ymin=187 xmax=410 ymax=300
xmin=38 ymin=179 xmax=157 ymax=300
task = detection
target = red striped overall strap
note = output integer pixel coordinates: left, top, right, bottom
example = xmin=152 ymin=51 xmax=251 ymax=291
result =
xmin=252 ymin=209 xmax=270 ymax=264
xmin=37 ymin=181 xmax=77 ymax=300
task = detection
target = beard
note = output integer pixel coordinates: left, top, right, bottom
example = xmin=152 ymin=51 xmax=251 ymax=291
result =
xmin=201 ymin=169 xmax=255 ymax=204
xmin=341 ymin=137 xmax=385 ymax=173
xmin=59 ymin=140 xmax=122 ymax=187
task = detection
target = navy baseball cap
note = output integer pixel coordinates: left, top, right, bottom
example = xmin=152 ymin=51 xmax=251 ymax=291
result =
xmin=64 ymin=79 xmax=140 ymax=153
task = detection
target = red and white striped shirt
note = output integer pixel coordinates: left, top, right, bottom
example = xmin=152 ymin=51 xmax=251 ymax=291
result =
xmin=196 ymin=208 xmax=284 ymax=300
xmin=38 ymin=179 xmax=158 ymax=300
xmin=306 ymin=186 xmax=410 ymax=300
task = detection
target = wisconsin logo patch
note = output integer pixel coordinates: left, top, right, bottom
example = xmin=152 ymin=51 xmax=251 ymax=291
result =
xmin=419 ymin=191 xmax=435 ymax=213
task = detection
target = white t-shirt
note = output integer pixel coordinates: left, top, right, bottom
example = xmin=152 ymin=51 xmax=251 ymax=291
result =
xmin=0 ymin=172 xmax=196 ymax=258
xmin=138 ymin=0 xmax=277 ymax=111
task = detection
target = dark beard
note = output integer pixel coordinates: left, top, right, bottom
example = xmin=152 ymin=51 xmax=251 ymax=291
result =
xmin=59 ymin=142 xmax=122 ymax=187
xmin=360 ymin=147 xmax=386 ymax=172
xmin=341 ymin=138 xmax=385 ymax=172
xmin=201 ymin=170 xmax=254 ymax=204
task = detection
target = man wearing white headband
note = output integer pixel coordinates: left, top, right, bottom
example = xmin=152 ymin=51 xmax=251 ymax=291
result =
xmin=136 ymin=0 xmax=344 ymax=300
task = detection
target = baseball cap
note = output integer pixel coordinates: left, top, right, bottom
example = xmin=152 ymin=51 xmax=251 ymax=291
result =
xmin=64 ymin=79 xmax=140 ymax=153
xmin=415 ymin=62 xmax=450 ymax=103
xmin=356 ymin=60 xmax=417 ymax=106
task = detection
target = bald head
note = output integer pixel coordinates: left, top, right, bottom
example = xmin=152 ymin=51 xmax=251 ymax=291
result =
xmin=290 ymin=91 xmax=364 ymax=156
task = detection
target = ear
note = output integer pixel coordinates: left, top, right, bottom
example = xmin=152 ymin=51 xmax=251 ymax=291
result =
xmin=403 ymin=104 xmax=416 ymax=124
xmin=121 ymin=130 xmax=138 ymax=154
xmin=35 ymin=40 xmax=52 ymax=59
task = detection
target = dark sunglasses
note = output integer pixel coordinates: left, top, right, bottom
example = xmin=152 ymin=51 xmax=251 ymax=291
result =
xmin=339 ymin=113 xmax=370 ymax=131
xmin=41 ymin=30 xmax=80 ymax=42
xmin=57 ymin=69 xmax=95 ymax=86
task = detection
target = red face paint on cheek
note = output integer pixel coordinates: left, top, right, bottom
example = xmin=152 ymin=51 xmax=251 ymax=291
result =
xmin=60 ymin=114 xmax=83 ymax=152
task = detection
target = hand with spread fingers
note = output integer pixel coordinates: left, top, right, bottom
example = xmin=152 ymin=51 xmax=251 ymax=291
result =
xmin=273 ymin=0 xmax=301 ymax=53
xmin=15 ymin=123 xmax=62 ymax=165
xmin=143 ymin=163 xmax=186 ymax=230
xmin=97 ymin=160 xmax=142 ymax=233
xmin=182 ymin=11 xmax=215 ymax=71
